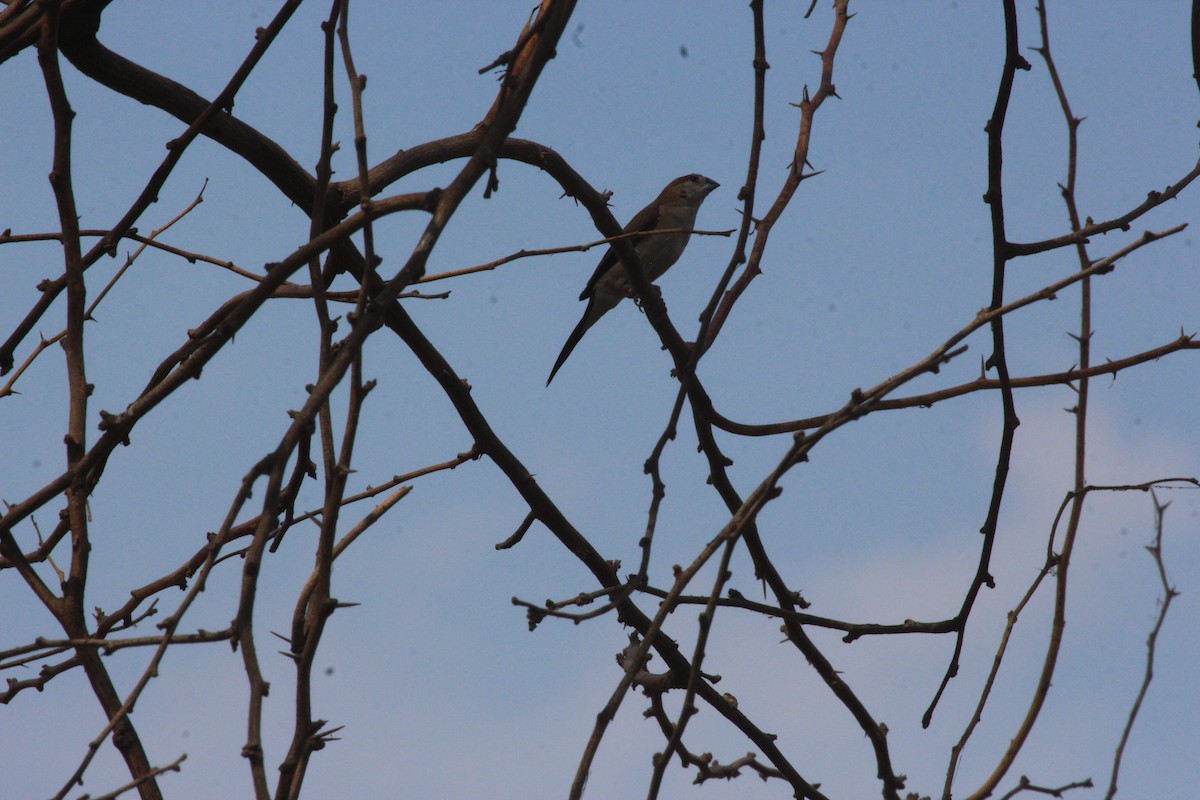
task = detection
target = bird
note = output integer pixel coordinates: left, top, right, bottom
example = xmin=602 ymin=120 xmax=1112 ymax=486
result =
xmin=546 ymin=173 xmax=719 ymax=385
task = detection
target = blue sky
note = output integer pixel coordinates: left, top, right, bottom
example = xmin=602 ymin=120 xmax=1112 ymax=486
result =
xmin=2 ymin=2 xmax=1198 ymax=798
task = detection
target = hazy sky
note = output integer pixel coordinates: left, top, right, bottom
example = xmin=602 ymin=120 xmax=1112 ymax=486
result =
xmin=2 ymin=3 xmax=1198 ymax=799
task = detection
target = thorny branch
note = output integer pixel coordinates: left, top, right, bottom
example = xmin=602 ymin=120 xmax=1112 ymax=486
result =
xmin=0 ymin=3 xmax=1195 ymax=800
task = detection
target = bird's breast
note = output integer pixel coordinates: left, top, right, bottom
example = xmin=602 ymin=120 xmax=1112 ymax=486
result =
xmin=636 ymin=230 xmax=691 ymax=280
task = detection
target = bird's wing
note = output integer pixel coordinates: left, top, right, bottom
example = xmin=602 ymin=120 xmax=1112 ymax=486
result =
xmin=580 ymin=248 xmax=619 ymax=301
xmin=580 ymin=200 xmax=662 ymax=300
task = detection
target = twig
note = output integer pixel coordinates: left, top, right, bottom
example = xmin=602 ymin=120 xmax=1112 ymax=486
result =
xmin=1103 ymin=491 xmax=1178 ymax=800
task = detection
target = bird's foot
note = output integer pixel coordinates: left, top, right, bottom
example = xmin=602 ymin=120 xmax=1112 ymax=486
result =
xmin=632 ymin=284 xmax=664 ymax=312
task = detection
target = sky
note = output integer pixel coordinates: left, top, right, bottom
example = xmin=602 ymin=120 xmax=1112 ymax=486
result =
xmin=2 ymin=2 xmax=1198 ymax=799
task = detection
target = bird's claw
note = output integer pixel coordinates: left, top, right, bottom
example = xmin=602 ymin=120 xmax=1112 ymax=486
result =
xmin=632 ymin=284 xmax=664 ymax=312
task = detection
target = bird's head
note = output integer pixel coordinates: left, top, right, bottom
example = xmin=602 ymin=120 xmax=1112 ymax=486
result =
xmin=660 ymin=173 xmax=720 ymax=207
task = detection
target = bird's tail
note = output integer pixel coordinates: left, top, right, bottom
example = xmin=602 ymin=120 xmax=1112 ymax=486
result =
xmin=546 ymin=303 xmax=600 ymax=386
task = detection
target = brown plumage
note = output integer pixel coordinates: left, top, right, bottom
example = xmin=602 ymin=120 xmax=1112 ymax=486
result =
xmin=546 ymin=174 xmax=719 ymax=385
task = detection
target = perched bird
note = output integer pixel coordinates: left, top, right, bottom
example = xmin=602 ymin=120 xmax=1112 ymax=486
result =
xmin=546 ymin=173 xmax=719 ymax=385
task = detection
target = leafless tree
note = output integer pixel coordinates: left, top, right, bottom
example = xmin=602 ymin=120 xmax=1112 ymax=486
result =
xmin=1 ymin=2 xmax=1195 ymax=799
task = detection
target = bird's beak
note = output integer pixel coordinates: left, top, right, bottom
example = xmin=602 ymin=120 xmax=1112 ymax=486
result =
xmin=705 ymin=178 xmax=720 ymax=193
